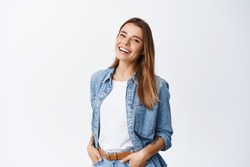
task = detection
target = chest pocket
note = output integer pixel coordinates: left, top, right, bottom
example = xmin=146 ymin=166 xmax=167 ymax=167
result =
xmin=134 ymin=104 xmax=158 ymax=138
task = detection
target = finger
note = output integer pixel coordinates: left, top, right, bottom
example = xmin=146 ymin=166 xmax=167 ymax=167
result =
xmin=92 ymin=159 xmax=98 ymax=164
xmin=96 ymin=153 xmax=102 ymax=161
xmin=94 ymin=150 xmax=102 ymax=161
xmin=120 ymin=155 xmax=130 ymax=163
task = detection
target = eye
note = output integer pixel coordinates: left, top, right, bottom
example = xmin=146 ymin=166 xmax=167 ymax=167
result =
xmin=119 ymin=33 xmax=126 ymax=38
xmin=131 ymin=38 xmax=140 ymax=43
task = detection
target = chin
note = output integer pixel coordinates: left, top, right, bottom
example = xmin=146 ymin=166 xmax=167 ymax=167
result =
xmin=116 ymin=54 xmax=127 ymax=61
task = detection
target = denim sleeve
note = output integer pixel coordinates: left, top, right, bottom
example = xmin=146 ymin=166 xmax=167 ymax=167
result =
xmin=90 ymin=74 xmax=95 ymax=110
xmin=155 ymin=79 xmax=173 ymax=151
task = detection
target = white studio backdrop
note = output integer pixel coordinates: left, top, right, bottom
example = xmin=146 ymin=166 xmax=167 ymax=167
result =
xmin=0 ymin=0 xmax=249 ymax=167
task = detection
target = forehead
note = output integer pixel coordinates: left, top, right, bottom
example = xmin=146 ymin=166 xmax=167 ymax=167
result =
xmin=120 ymin=23 xmax=143 ymax=39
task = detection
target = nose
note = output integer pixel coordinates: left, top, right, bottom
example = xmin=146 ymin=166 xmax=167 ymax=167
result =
xmin=123 ymin=38 xmax=129 ymax=46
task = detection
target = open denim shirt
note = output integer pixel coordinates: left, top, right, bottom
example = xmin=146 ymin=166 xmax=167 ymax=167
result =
xmin=90 ymin=68 xmax=173 ymax=166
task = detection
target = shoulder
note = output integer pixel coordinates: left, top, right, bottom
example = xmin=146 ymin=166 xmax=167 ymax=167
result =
xmin=155 ymin=75 xmax=171 ymax=100
xmin=90 ymin=67 xmax=114 ymax=83
xmin=155 ymin=75 xmax=169 ymax=89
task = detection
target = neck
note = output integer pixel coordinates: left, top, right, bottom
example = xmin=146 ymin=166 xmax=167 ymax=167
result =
xmin=113 ymin=63 xmax=136 ymax=81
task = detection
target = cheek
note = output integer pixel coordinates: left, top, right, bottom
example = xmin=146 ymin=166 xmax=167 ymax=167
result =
xmin=135 ymin=45 xmax=143 ymax=54
xmin=114 ymin=41 xmax=119 ymax=50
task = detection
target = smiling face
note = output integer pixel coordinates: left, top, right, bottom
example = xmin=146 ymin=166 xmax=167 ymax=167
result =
xmin=115 ymin=23 xmax=144 ymax=66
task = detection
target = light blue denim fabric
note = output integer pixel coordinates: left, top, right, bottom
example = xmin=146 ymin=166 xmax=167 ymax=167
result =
xmin=90 ymin=68 xmax=173 ymax=167
xmin=92 ymin=157 xmax=130 ymax=167
xmin=92 ymin=156 xmax=152 ymax=167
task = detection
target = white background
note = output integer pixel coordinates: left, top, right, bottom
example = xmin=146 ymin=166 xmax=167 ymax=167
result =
xmin=0 ymin=0 xmax=249 ymax=166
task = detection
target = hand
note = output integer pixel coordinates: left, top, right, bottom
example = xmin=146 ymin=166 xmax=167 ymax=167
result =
xmin=87 ymin=144 xmax=102 ymax=164
xmin=121 ymin=151 xmax=148 ymax=167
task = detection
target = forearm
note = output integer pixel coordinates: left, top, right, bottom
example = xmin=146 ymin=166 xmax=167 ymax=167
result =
xmin=87 ymin=133 xmax=102 ymax=163
xmin=140 ymin=136 xmax=164 ymax=160
xmin=88 ymin=133 xmax=95 ymax=147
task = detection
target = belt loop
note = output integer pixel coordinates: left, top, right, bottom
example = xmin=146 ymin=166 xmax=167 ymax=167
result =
xmin=107 ymin=153 xmax=110 ymax=161
xmin=115 ymin=153 xmax=118 ymax=160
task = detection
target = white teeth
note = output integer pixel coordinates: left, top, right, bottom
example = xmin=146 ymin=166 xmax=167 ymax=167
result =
xmin=119 ymin=47 xmax=129 ymax=53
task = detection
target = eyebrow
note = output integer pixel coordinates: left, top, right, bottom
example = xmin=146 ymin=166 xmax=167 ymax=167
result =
xmin=120 ymin=31 xmax=143 ymax=41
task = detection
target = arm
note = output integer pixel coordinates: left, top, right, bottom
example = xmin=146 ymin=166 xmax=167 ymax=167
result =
xmin=121 ymin=136 xmax=164 ymax=167
xmin=140 ymin=136 xmax=165 ymax=160
xmin=155 ymin=79 xmax=173 ymax=151
xmin=121 ymin=79 xmax=173 ymax=167
xmin=87 ymin=133 xmax=102 ymax=164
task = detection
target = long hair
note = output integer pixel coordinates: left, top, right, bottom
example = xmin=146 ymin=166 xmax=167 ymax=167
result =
xmin=110 ymin=17 xmax=158 ymax=109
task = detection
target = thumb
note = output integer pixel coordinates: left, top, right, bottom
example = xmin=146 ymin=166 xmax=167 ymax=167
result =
xmin=120 ymin=155 xmax=130 ymax=163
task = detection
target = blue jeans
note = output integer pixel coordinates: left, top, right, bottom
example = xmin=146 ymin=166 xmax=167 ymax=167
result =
xmin=92 ymin=157 xmax=129 ymax=167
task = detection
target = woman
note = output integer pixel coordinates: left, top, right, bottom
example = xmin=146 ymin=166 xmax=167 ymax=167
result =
xmin=87 ymin=17 xmax=173 ymax=167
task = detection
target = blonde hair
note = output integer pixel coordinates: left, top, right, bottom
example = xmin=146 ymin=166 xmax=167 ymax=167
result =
xmin=110 ymin=17 xmax=158 ymax=109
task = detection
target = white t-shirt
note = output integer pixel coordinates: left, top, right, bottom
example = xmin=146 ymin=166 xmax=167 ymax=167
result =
xmin=99 ymin=80 xmax=133 ymax=152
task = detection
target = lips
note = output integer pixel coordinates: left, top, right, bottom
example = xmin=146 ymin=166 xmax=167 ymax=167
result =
xmin=119 ymin=47 xmax=131 ymax=54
